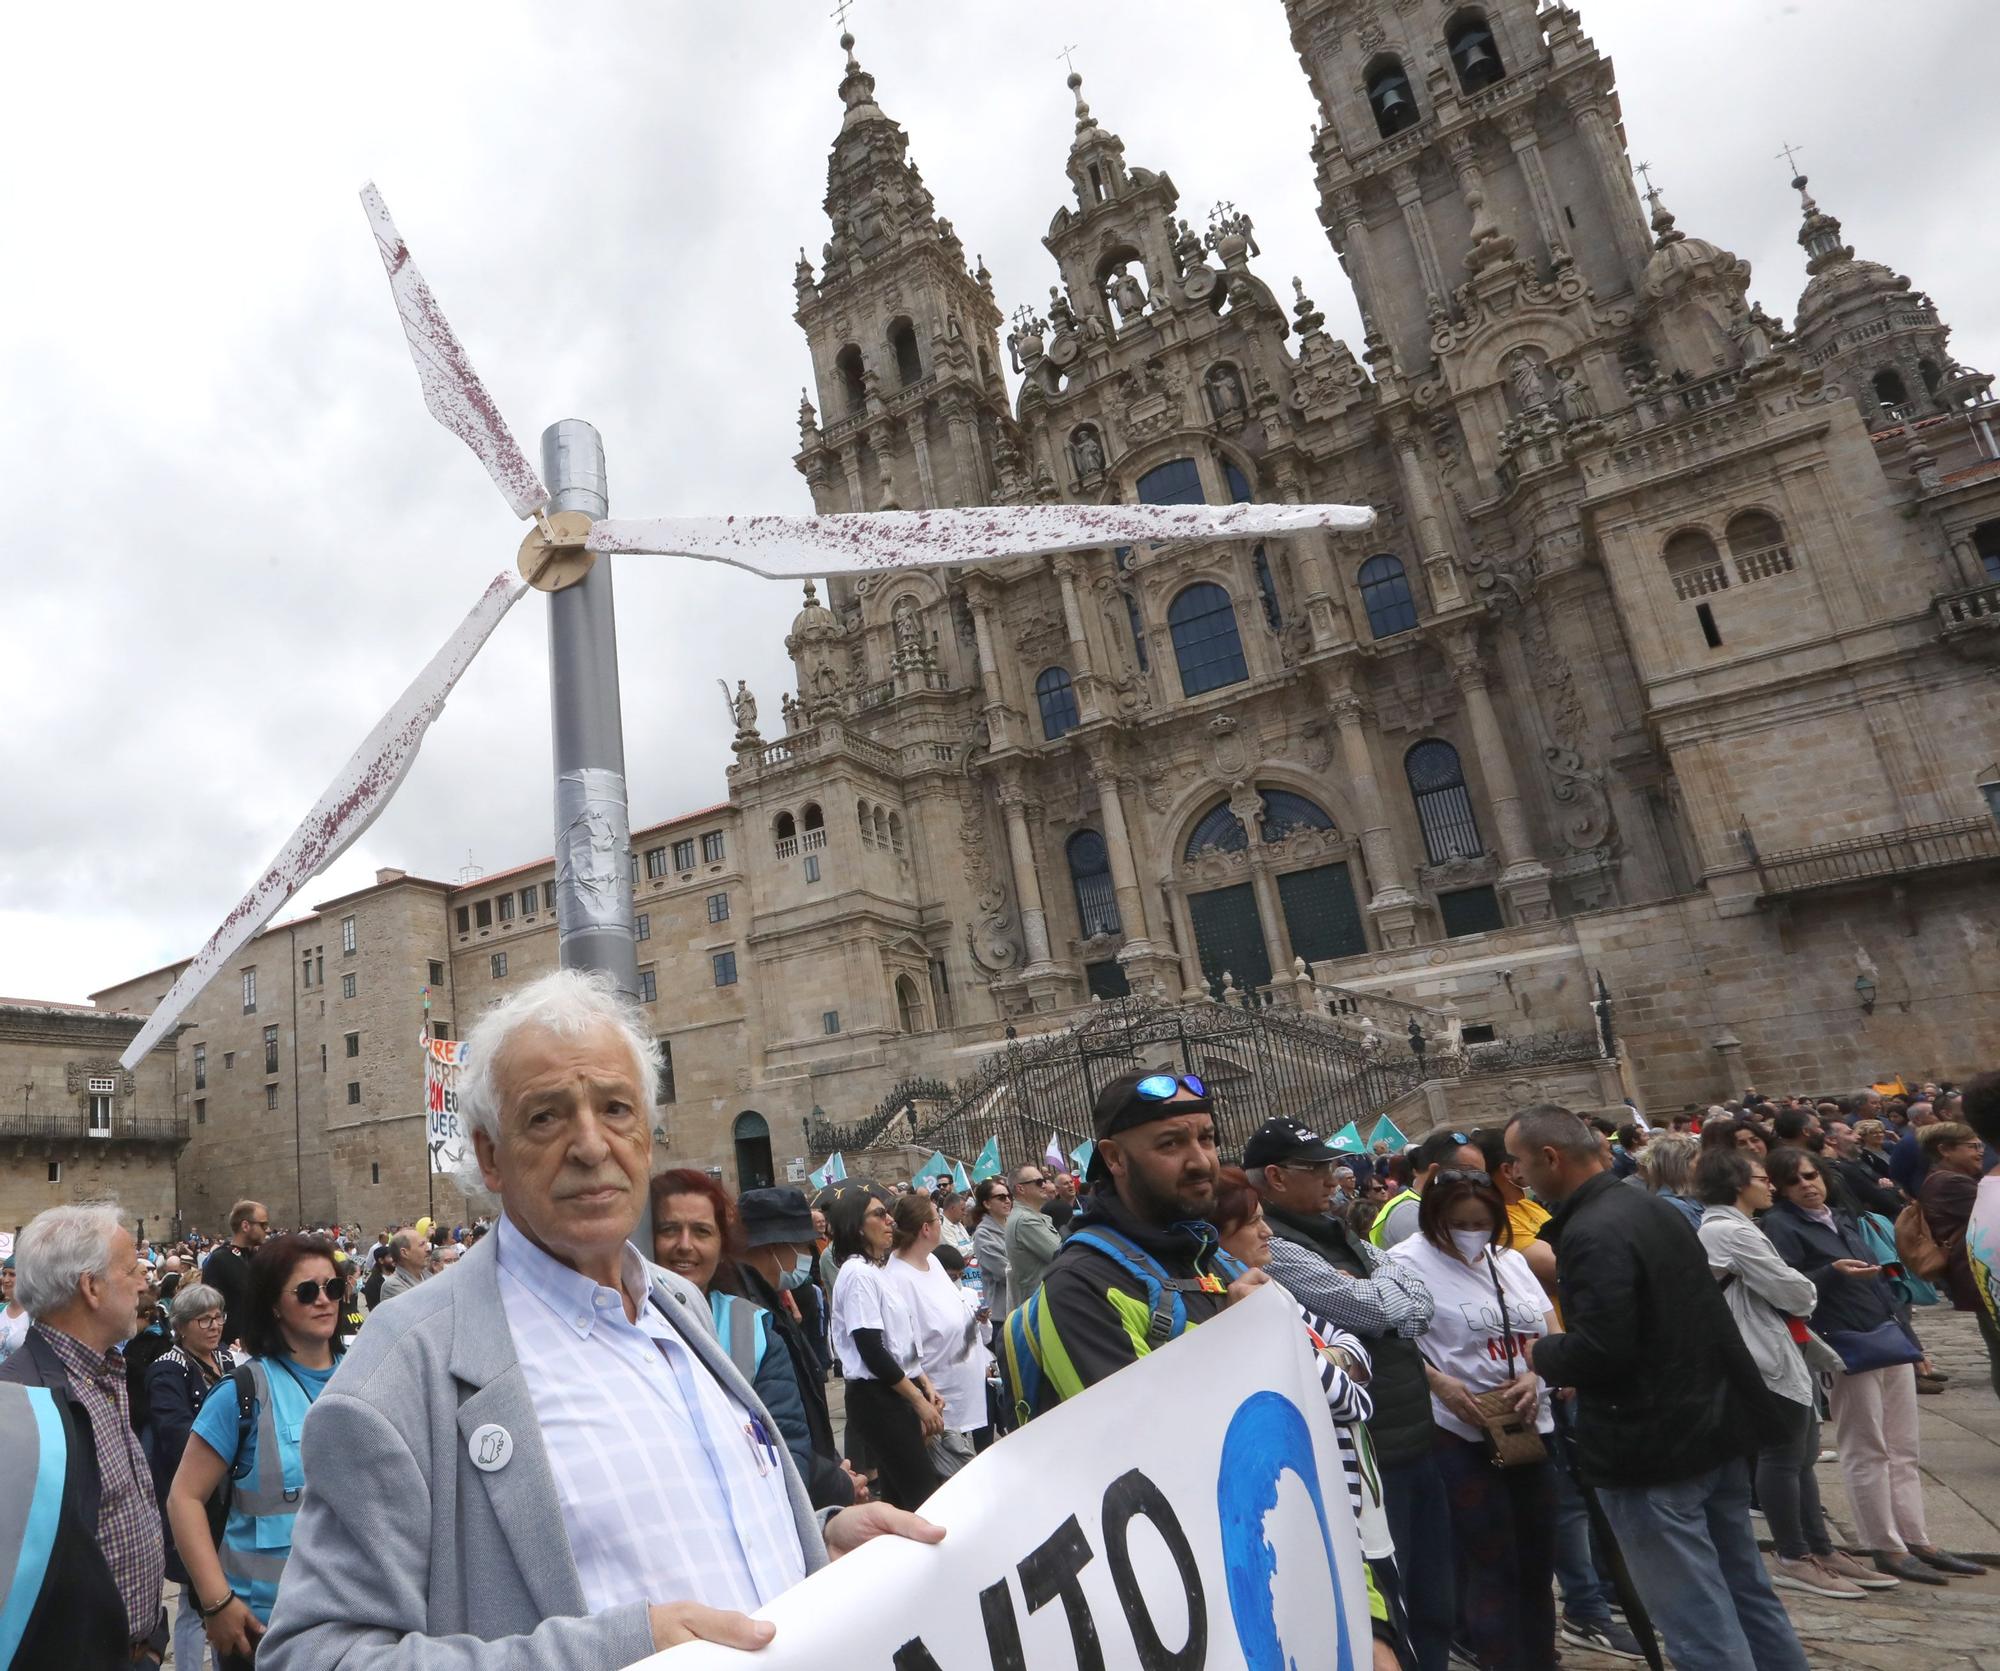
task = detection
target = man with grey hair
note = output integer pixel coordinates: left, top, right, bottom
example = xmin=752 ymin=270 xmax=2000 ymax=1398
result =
xmin=0 ymin=1202 xmax=167 ymax=1661
xmin=1505 ymin=1104 xmax=1805 ymax=1671
xmin=378 ymin=1226 xmax=430 ymax=1304
xmin=262 ymin=969 xmax=941 ymax=1669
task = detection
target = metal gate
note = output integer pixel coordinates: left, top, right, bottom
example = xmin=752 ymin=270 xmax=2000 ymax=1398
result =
xmin=1277 ymin=863 xmax=1367 ymax=965
xmin=1188 ymin=883 xmax=1271 ymax=995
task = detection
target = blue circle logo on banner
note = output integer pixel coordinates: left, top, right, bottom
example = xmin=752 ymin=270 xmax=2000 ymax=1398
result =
xmin=1216 ymin=1389 xmax=1352 ymax=1671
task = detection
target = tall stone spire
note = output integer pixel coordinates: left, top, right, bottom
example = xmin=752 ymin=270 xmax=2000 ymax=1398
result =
xmin=816 ymin=28 xmax=940 ymax=282
xmin=1791 ymin=172 xmax=1852 ymax=274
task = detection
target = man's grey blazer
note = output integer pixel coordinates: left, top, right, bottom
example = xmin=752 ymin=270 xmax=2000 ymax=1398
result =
xmin=259 ymin=1229 xmax=829 ymax=1670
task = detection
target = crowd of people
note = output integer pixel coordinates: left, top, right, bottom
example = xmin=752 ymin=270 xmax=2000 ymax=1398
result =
xmin=0 ymin=962 xmax=1993 ymax=1671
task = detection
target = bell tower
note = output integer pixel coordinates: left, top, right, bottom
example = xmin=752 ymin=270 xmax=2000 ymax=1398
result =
xmin=792 ymin=29 xmax=1012 ymax=522
xmin=1284 ymin=0 xmax=1654 ymax=373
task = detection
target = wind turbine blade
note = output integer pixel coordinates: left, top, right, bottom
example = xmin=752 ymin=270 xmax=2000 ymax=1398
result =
xmin=359 ymin=183 xmax=548 ymax=519
xmin=584 ymin=501 xmax=1376 ymax=577
xmin=119 ymin=573 xmax=528 ymax=1070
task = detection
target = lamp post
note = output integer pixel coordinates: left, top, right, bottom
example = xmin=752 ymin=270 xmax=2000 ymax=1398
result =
xmin=1855 ymin=974 xmax=1878 ymax=1016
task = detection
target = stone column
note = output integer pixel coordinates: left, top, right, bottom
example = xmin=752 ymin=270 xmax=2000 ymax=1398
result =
xmin=963 ymin=576 xmax=1017 ymax=751
xmin=1087 ymin=756 xmax=1152 ymax=950
xmin=1053 ymin=556 xmax=1101 ymax=719
xmin=1165 ymin=883 xmax=1207 ymax=1002
xmin=1391 ymin=428 xmax=1465 ymax=612
xmin=1327 ymin=683 xmax=1420 ymax=948
xmin=1567 ymin=95 xmax=1654 ymax=284
xmin=1231 ymin=789 xmax=1290 ymax=988
xmin=1390 ymin=163 xmax=1448 ymax=309
xmin=1500 ymin=109 xmax=1565 ymax=264
xmin=838 ymin=444 xmax=867 ymax=514
xmin=1446 ymin=631 xmax=1554 ymax=922
xmin=997 ymin=777 xmax=1055 ymax=970
xmin=908 ymin=422 xmax=938 ymax=508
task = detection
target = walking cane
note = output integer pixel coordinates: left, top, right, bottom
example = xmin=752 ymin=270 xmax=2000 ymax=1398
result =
xmin=1552 ymin=1399 xmax=1665 ymax=1671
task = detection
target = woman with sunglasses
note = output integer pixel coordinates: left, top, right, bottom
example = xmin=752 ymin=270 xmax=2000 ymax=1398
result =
xmin=167 ymin=1233 xmax=346 ymax=1666
xmin=966 ymin=1176 xmax=1014 ymax=1316
xmin=1759 ymin=1148 xmax=1984 ymax=1585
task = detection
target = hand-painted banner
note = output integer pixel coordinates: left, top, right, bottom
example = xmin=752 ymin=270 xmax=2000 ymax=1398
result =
xmin=422 ymin=1034 xmax=469 ymax=1177
xmin=647 ymin=1282 xmax=1370 ymax=1670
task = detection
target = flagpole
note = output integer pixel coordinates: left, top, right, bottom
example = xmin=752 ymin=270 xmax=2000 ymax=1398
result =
xmin=422 ymin=984 xmax=436 ymax=1221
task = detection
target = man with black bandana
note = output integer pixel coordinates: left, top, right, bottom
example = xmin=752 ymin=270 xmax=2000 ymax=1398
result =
xmin=1008 ymin=1068 xmax=1268 ymax=1399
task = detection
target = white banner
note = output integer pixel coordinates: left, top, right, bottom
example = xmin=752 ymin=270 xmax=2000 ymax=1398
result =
xmin=422 ymin=1034 xmax=468 ymax=1177
xmin=651 ymin=1283 xmax=1370 ymax=1670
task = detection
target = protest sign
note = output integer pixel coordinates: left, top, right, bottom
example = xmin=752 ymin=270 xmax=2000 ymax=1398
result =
xmin=649 ymin=1282 xmax=1369 ymax=1671
xmin=421 ymin=1033 xmax=469 ymax=1176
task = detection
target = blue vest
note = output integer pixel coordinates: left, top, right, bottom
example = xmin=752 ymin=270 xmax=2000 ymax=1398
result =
xmin=218 ymin=1359 xmax=318 ymax=1622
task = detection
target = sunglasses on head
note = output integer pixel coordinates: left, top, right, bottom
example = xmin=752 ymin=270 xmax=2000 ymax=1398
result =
xmin=1135 ymin=1073 xmax=1207 ymax=1102
xmin=1434 ymin=1167 xmax=1492 ymax=1185
xmin=290 ymin=1277 xmax=346 ymax=1305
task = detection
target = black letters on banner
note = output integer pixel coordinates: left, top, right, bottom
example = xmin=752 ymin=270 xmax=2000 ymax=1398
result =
xmin=1018 ymin=1513 xmax=1104 ymax=1671
xmin=1100 ymin=1469 xmax=1207 ymax=1671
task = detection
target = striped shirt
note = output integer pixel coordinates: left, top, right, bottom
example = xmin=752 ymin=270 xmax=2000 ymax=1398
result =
xmin=38 ymin=1323 xmax=164 ymax=1642
xmin=495 ymin=1217 xmax=806 ymax=1617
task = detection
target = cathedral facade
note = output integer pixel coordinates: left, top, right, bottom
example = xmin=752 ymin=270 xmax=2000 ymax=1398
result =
xmin=86 ymin=0 xmax=2000 ymax=1230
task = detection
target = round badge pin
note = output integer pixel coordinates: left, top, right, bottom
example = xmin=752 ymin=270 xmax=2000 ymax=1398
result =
xmin=469 ymin=1423 xmax=513 ymax=1472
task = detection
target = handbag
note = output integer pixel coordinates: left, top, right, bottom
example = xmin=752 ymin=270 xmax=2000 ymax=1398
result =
xmin=1893 ymin=1201 xmax=1951 ymax=1282
xmin=1823 ymin=1318 xmax=1923 ymax=1375
xmin=1784 ymin=1315 xmax=1847 ymax=1377
xmin=1468 ymin=1255 xmax=1547 ymax=1469
xmin=1858 ymin=1211 xmax=1941 ymax=1307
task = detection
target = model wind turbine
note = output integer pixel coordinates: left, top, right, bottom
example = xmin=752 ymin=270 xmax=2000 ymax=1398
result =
xmin=120 ymin=184 xmax=1375 ymax=1070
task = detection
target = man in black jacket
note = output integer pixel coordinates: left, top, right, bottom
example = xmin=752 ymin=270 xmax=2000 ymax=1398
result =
xmin=1246 ymin=1117 xmax=1454 ymax=1671
xmin=1506 ymin=1105 xmax=1807 ymax=1671
xmin=730 ymin=1186 xmax=858 ymax=1509
xmin=199 ymin=1197 xmax=267 ymax=1346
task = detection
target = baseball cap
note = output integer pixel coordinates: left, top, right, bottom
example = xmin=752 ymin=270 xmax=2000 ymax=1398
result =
xmin=1242 ymin=1117 xmax=1340 ymax=1171
xmin=1086 ymin=1069 xmax=1216 ymax=1182
xmin=737 ymin=1187 xmax=815 ymax=1248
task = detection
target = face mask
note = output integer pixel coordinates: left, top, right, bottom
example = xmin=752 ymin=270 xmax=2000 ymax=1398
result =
xmin=1450 ymin=1228 xmax=1492 ymax=1263
xmin=780 ymin=1251 xmax=813 ymax=1291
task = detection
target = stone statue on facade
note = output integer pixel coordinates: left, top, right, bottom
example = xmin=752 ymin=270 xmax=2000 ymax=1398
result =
xmin=1110 ymin=266 xmax=1149 ymax=323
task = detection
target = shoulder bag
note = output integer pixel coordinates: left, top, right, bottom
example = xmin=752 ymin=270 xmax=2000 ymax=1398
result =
xmin=1467 ymin=1255 xmax=1548 ymax=1468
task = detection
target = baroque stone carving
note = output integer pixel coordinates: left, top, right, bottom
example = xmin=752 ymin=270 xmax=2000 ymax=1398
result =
xmin=959 ymin=747 xmax=1021 ymax=976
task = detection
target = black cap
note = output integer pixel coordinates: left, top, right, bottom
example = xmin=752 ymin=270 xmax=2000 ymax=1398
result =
xmin=1242 ymin=1117 xmax=1340 ymax=1171
xmin=737 ymin=1186 xmax=815 ymax=1249
xmin=1086 ymin=1069 xmax=1215 ymax=1182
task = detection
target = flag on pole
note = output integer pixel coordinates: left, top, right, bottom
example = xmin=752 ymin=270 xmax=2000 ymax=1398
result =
xmin=829 ymin=1151 xmax=848 ymax=1182
xmin=1368 ymin=1116 xmax=1409 ymax=1153
xmin=971 ymin=1137 xmax=1002 ymax=1182
xmin=1043 ymin=1132 xmax=1063 ymax=1172
xmin=808 ymin=1160 xmax=831 ymax=1191
xmin=1069 ymin=1139 xmax=1096 ymax=1177
xmin=951 ymin=1161 xmax=972 ymax=1194
xmin=1330 ymin=1120 xmax=1363 ymax=1153
xmin=914 ymin=1150 xmax=950 ymax=1187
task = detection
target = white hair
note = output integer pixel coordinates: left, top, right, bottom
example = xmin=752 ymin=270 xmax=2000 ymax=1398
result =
xmin=15 ymin=1203 xmax=125 ymax=1319
xmin=458 ymin=968 xmax=661 ymax=1152
xmin=169 ymin=1282 xmax=226 ymax=1334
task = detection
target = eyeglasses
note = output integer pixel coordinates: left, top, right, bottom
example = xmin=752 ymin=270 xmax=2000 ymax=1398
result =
xmin=1280 ymin=1161 xmax=1338 ymax=1177
xmin=1135 ymin=1073 xmax=1207 ymax=1102
xmin=1433 ymin=1168 xmax=1492 ymax=1185
xmin=290 ymin=1278 xmax=346 ymax=1305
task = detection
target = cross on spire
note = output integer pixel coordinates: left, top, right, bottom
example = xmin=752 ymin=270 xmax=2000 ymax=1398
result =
xmin=1776 ymin=140 xmax=1806 ymax=179
xmin=1057 ymin=43 xmax=1080 ymax=75
xmin=829 ymin=0 xmax=856 ymax=31
xmin=1635 ymin=160 xmax=1659 ymax=206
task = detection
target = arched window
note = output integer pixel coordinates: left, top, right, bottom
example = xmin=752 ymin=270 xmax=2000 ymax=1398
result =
xmin=1920 ymin=359 xmax=1943 ymax=397
xmin=1253 ymin=546 xmax=1282 ymax=632
xmin=1259 ymin=791 xmax=1335 ymax=842
xmin=1122 ymin=589 xmax=1150 ymax=672
xmin=1168 ymin=583 xmax=1249 ymax=697
xmin=1446 ymin=12 xmax=1505 ymax=92
xmin=888 ymin=318 xmax=923 ymax=387
xmin=1035 ymin=666 xmax=1080 ymax=740
xmin=888 ymin=812 xmax=905 ymax=855
xmin=874 ymin=807 xmax=890 ymax=848
xmin=802 ymin=803 xmax=824 ymax=831
xmin=1067 ymin=830 xmax=1121 ymax=937
xmin=835 ymin=345 xmax=866 ymax=414
xmin=1406 ymin=740 xmax=1484 ymax=863
xmin=857 ymin=799 xmax=875 ymax=847
xmin=1975 ymin=520 xmax=2000 ymax=581
xmin=732 ymin=1111 xmax=773 ymax=1192
xmin=895 ymin=974 xmax=926 ymax=1033
xmin=1365 ymin=56 xmax=1420 ymax=138
xmin=1873 ymin=368 xmax=1910 ymax=415
xmin=1185 ymin=800 xmax=1250 ymax=861
xmin=1224 ymin=460 xmax=1254 ymax=503
xmin=1725 ymin=511 xmax=1792 ymax=583
xmin=1357 ymin=555 xmax=1418 ymax=638
xmin=775 ymin=810 xmax=797 ymax=842
xmin=1663 ymin=529 xmax=1728 ymax=599
xmin=1137 ymin=457 xmax=1206 ymax=506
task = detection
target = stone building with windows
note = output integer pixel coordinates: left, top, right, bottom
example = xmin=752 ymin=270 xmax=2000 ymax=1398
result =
xmin=94 ymin=0 xmax=2000 ymax=1225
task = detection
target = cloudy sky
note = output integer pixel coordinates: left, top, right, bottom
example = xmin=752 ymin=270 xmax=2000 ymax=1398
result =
xmin=2 ymin=0 xmax=1989 ymax=1005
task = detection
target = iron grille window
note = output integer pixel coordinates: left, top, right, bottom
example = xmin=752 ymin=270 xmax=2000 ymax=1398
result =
xmin=1036 ymin=667 xmax=1080 ymax=739
xmin=1167 ymin=583 xmax=1249 ymax=697
xmin=1066 ymin=830 xmax=1121 ymax=937
xmin=1358 ymin=555 xmax=1418 ymax=638
xmin=1258 ymin=790 xmax=1334 ymax=842
xmin=1405 ymin=740 xmax=1484 ymax=863
xmin=1184 ymin=800 xmax=1250 ymax=859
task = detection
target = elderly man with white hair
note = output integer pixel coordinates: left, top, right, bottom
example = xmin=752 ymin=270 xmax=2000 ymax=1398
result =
xmin=261 ymin=969 xmax=942 ymax=1669
xmin=0 ymin=1201 xmax=166 ymax=1664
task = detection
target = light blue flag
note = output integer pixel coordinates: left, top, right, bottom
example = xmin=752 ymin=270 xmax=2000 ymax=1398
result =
xmin=1368 ymin=1116 xmax=1409 ymax=1154
xmin=829 ymin=1151 xmax=848 ymax=1182
xmin=972 ymin=1136 xmax=1002 ymax=1182
xmin=914 ymin=1149 xmax=951 ymax=1186
xmin=951 ymin=1162 xmax=972 ymax=1194
xmin=1069 ymin=1139 xmax=1096 ymax=1177
xmin=1331 ymin=1121 xmax=1363 ymax=1153
xmin=808 ymin=1161 xmax=830 ymax=1191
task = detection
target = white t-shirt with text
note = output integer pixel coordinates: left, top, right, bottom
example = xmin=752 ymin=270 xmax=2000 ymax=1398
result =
xmin=829 ymin=1255 xmax=923 ymax=1383
xmin=1385 ymin=1235 xmax=1554 ymax=1443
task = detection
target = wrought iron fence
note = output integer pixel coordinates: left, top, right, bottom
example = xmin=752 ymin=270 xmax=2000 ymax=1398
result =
xmin=1752 ymin=816 xmax=1999 ymax=895
xmin=0 ymin=1110 xmax=188 ymax=1144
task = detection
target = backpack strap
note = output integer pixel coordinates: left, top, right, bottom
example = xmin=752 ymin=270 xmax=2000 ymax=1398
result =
xmin=1068 ymin=1227 xmax=1187 ymax=1349
xmin=230 ymin=1363 xmax=256 ymax=1483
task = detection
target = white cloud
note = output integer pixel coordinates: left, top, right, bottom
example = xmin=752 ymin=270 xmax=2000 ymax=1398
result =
xmin=2 ymin=0 xmax=1989 ymax=1002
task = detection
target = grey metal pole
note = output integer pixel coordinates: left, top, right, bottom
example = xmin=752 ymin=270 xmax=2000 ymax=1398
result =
xmin=542 ymin=419 xmax=639 ymax=997
xmin=542 ymin=420 xmax=650 ymax=1258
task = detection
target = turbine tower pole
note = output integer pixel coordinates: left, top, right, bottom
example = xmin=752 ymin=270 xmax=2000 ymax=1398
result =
xmin=542 ymin=419 xmax=639 ymax=997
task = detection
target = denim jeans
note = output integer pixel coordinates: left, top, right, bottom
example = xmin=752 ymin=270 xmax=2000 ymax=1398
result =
xmin=1432 ymin=1434 xmax=1558 ymax=1670
xmin=173 ymin=1588 xmax=213 ymax=1671
xmin=1596 ymin=1457 xmax=1809 ymax=1671
xmin=1548 ymin=1415 xmax=1613 ymax=1625
xmin=1381 ymin=1451 xmax=1457 ymax=1671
